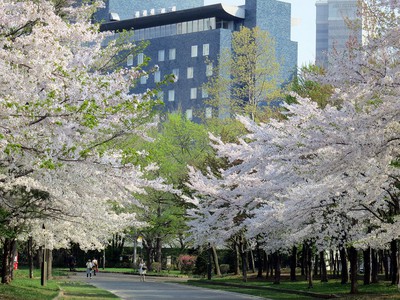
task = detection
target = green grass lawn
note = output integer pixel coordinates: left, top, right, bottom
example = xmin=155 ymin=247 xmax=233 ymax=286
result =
xmin=0 ymin=269 xmax=59 ymax=300
xmin=0 ymin=268 xmax=118 ymax=300
xmin=184 ymin=275 xmax=400 ymax=300
xmin=57 ymin=281 xmax=118 ymax=300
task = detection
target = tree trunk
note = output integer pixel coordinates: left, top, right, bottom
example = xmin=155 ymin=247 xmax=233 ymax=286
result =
xmin=290 ymin=246 xmax=297 ymax=281
xmin=241 ymin=250 xmax=248 ymax=282
xmin=348 ymin=246 xmax=358 ymax=294
xmin=340 ymin=247 xmax=348 ymax=284
xmin=211 ymin=246 xmax=221 ymax=276
xmin=10 ymin=241 xmax=17 ymax=281
xmin=391 ymin=240 xmax=398 ymax=285
xmin=329 ymin=250 xmax=335 ymax=277
xmin=363 ymin=247 xmax=371 ymax=285
xmin=382 ymin=250 xmax=389 ymax=281
xmin=47 ymin=249 xmax=53 ymax=280
xmin=28 ymin=237 xmax=34 ymax=278
xmin=207 ymin=245 xmax=212 ymax=280
xmin=301 ymin=245 xmax=305 ymax=277
xmin=273 ymin=252 xmax=281 ymax=284
xmin=1 ymin=238 xmax=14 ymax=284
xmin=234 ymin=241 xmax=240 ymax=275
xmin=313 ymin=253 xmax=319 ymax=278
xmin=335 ymin=251 xmax=340 ymax=278
xmin=320 ymin=251 xmax=328 ymax=282
xmin=155 ymin=235 xmax=162 ymax=264
xmin=304 ymin=249 xmax=308 ymax=280
xmin=306 ymin=244 xmax=313 ymax=288
xmin=397 ymin=242 xmax=400 ymax=289
xmin=264 ymin=252 xmax=271 ymax=279
xmin=371 ymin=249 xmax=378 ymax=284
xmin=37 ymin=247 xmax=43 ymax=269
xmin=249 ymin=249 xmax=256 ymax=274
xmin=256 ymin=243 xmax=263 ymax=278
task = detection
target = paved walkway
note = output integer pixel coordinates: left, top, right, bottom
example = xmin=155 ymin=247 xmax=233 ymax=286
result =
xmin=68 ymin=272 xmax=269 ymax=300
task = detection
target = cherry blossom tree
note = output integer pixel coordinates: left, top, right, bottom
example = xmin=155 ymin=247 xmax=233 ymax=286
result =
xmin=186 ymin=0 xmax=399 ymax=292
xmin=0 ymin=0 xmax=170 ymax=283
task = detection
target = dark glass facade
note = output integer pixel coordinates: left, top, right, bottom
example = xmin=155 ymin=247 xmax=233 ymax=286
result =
xmin=99 ymin=0 xmax=298 ymax=122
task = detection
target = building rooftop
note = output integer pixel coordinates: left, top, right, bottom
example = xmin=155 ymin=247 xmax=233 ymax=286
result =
xmin=100 ymin=3 xmax=245 ymax=32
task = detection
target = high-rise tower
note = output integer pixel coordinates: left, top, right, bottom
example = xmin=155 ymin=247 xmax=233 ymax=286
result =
xmin=315 ymin=0 xmax=361 ymax=68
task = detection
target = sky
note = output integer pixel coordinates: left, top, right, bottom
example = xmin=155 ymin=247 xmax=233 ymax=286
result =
xmin=203 ymin=0 xmax=316 ymax=66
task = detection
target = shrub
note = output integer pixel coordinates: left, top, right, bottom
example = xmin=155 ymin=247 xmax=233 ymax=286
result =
xmin=178 ymin=254 xmax=197 ymax=274
xmin=219 ymin=264 xmax=230 ymax=274
xmin=152 ymin=262 xmax=161 ymax=272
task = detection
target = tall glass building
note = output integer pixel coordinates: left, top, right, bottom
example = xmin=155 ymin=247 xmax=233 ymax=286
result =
xmin=315 ymin=0 xmax=361 ymax=68
xmin=97 ymin=0 xmax=298 ymax=121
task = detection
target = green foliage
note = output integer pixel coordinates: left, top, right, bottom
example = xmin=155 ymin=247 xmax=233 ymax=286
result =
xmin=219 ymin=264 xmax=230 ymax=274
xmin=116 ymin=113 xmax=219 ymax=253
xmin=148 ymin=113 xmax=213 ymax=184
xmin=151 ymin=262 xmax=162 ymax=272
xmin=205 ymin=117 xmax=247 ymax=144
xmin=205 ymin=26 xmax=282 ymax=122
xmin=287 ymin=64 xmax=333 ymax=108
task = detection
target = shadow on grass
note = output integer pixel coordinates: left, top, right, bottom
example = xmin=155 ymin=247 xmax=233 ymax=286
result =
xmin=58 ymin=281 xmax=119 ymax=299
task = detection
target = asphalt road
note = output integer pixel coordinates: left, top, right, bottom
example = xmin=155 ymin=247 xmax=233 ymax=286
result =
xmin=68 ymin=272 xmax=269 ymax=300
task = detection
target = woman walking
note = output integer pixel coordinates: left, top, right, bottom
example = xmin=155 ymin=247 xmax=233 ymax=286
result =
xmin=138 ymin=259 xmax=147 ymax=282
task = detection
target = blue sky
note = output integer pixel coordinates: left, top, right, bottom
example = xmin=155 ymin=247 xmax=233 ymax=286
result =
xmin=204 ymin=0 xmax=316 ymax=66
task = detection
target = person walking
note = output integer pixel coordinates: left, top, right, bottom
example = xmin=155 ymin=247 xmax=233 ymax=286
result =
xmin=86 ymin=259 xmax=93 ymax=278
xmin=138 ymin=259 xmax=147 ymax=282
xmin=92 ymin=257 xmax=98 ymax=276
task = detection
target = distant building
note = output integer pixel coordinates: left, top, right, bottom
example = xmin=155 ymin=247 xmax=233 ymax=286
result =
xmin=315 ymin=0 xmax=361 ymax=68
xmin=94 ymin=0 xmax=203 ymax=22
xmin=98 ymin=0 xmax=298 ymax=121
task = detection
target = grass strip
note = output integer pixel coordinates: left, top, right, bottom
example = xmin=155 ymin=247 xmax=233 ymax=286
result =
xmin=0 ymin=268 xmax=119 ymax=300
xmin=184 ymin=277 xmax=400 ymax=300
xmin=57 ymin=281 xmax=119 ymax=300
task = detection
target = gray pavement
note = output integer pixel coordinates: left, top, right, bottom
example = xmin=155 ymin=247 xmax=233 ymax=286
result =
xmin=68 ymin=272 xmax=269 ymax=300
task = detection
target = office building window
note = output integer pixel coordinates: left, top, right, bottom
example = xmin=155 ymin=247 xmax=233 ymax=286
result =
xmin=158 ymin=50 xmax=165 ymax=62
xmin=137 ymin=53 xmax=144 ymax=65
xmin=205 ymin=107 xmax=212 ymax=119
xmin=140 ymin=75 xmax=148 ymax=84
xmin=187 ymin=67 xmax=194 ymax=79
xmin=154 ymin=70 xmax=161 ymax=83
xmin=186 ymin=109 xmax=193 ymax=120
xmin=206 ymin=63 xmax=213 ymax=76
xmin=201 ymin=87 xmax=209 ymax=98
xmin=203 ymin=44 xmax=209 ymax=56
xmin=127 ymin=54 xmax=134 ymax=66
xmin=169 ymin=48 xmax=176 ymax=60
xmin=190 ymin=88 xmax=197 ymax=99
xmin=168 ymin=90 xmax=175 ymax=101
xmin=172 ymin=68 xmax=179 ymax=81
xmin=191 ymin=45 xmax=198 ymax=57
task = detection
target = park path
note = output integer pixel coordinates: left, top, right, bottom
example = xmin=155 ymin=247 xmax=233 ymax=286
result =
xmin=68 ymin=272 xmax=270 ymax=300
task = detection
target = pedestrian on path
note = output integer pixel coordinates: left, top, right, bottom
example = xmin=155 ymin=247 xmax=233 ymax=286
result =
xmin=92 ymin=257 xmax=99 ymax=276
xmin=138 ymin=259 xmax=147 ymax=282
xmin=86 ymin=259 xmax=93 ymax=278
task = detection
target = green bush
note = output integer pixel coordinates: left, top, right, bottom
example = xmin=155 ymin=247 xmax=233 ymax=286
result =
xmin=219 ymin=264 xmax=230 ymax=274
xmin=152 ymin=262 xmax=161 ymax=272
